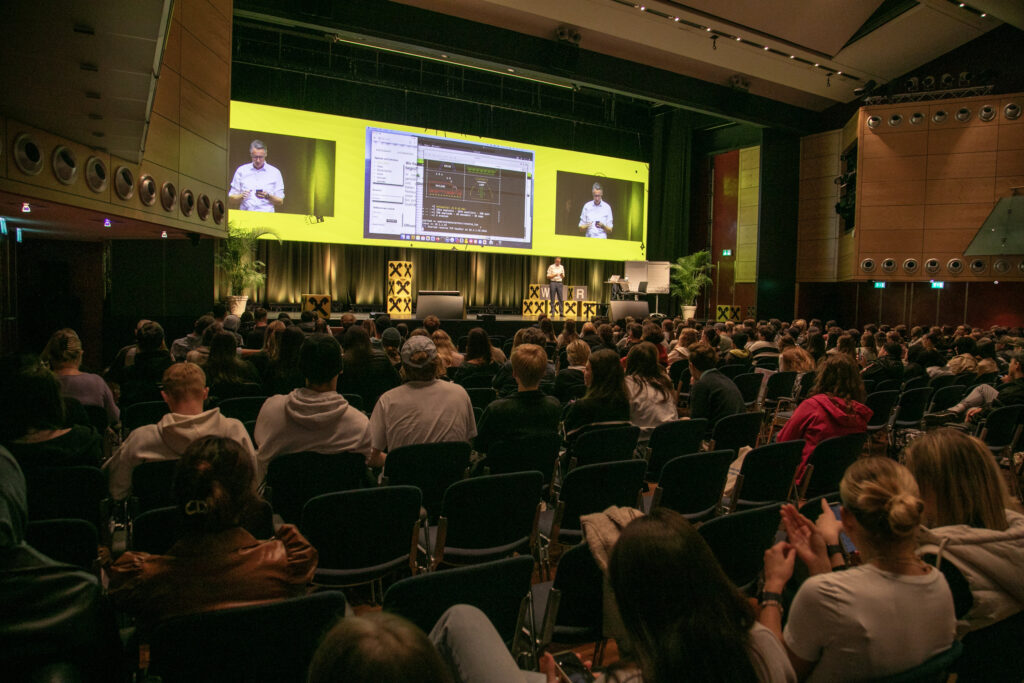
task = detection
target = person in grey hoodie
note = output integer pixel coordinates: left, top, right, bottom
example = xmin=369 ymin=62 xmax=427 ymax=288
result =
xmin=254 ymin=334 xmax=371 ymax=483
xmin=104 ymin=362 xmax=254 ymax=501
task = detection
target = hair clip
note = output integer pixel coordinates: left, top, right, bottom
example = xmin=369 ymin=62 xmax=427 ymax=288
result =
xmin=185 ymin=499 xmax=209 ymax=515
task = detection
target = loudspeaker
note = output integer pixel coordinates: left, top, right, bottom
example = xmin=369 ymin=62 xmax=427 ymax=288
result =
xmin=416 ymin=292 xmax=465 ymax=320
xmin=608 ymin=300 xmax=649 ymax=323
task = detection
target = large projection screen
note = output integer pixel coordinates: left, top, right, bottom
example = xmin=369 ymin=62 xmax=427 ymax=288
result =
xmin=228 ymin=101 xmax=649 ymax=261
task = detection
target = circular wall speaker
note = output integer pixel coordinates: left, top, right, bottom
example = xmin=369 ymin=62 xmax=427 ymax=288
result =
xmin=860 ymin=258 xmax=876 ymax=273
xmin=924 ymin=259 xmax=941 ymax=274
xmin=922 ymin=75 xmax=936 ymax=89
xmin=867 ymin=116 xmax=881 ymax=129
xmin=947 ymin=258 xmax=964 ymax=275
xmin=888 ymin=114 xmax=903 ymax=127
xmin=138 ymin=174 xmax=157 ymax=205
xmin=932 ymin=110 xmax=948 ymax=123
xmin=903 ymin=258 xmax=919 ymax=274
xmin=84 ymin=156 xmax=108 ymax=193
xmin=13 ymin=134 xmax=44 ymax=176
xmin=212 ymin=199 xmax=225 ymax=224
xmin=881 ymin=258 xmax=897 ymax=273
xmin=180 ymin=189 xmax=195 ymax=217
xmin=160 ymin=182 xmax=177 ymax=212
xmin=51 ymin=146 xmax=78 ymax=185
xmin=113 ymin=166 xmax=135 ymax=200
xmin=979 ymin=105 xmax=996 ymax=122
xmin=993 ymin=259 xmax=1010 ymax=274
xmin=955 ymin=107 xmax=972 ymax=122
xmin=1019 ymin=261 xmax=1024 ymax=275
xmin=1005 ymin=103 xmax=1022 ymax=120
xmin=910 ymin=112 xmax=925 ymax=125
xmin=196 ymin=193 xmax=211 ymax=220
xmin=969 ymin=258 xmax=987 ymax=274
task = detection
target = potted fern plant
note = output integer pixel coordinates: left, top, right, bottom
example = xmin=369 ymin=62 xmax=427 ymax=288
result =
xmin=669 ymin=250 xmax=714 ymax=321
xmin=215 ymin=223 xmax=280 ymax=315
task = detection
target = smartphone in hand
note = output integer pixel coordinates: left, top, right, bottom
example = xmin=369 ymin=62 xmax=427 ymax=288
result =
xmin=554 ymin=652 xmax=595 ymax=683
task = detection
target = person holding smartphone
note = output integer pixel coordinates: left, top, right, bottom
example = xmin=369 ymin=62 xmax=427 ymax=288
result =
xmin=229 ymin=139 xmax=285 ymax=212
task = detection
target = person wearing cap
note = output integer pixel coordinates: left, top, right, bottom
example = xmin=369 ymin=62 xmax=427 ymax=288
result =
xmin=254 ymin=334 xmax=371 ymax=483
xmin=367 ymin=336 xmax=476 ymax=467
xmin=381 ymin=327 xmax=403 ymax=370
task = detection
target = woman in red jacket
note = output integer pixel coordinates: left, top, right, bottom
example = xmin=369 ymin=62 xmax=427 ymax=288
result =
xmin=777 ymin=354 xmax=872 ymax=481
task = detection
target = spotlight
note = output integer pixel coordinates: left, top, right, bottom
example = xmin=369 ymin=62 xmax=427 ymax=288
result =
xmin=853 ymin=79 xmax=877 ymax=96
xmin=161 ymin=230 xmax=168 ymax=239
xmin=103 ymin=218 xmax=112 ymax=227
xmin=21 ymin=202 xmax=31 ymax=213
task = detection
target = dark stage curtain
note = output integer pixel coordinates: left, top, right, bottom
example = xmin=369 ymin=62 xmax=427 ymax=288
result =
xmin=258 ymin=241 xmax=622 ymax=312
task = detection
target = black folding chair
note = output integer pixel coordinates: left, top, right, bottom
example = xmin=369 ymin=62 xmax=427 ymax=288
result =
xmin=532 ymin=542 xmax=608 ymax=665
xmin=644 ymin=418 xmax=708 ymax=483
xmin=300 ymin=486 xmax=422 ymax=603
xmin=382 ymin=556 xmax=535 ymax=647
xmin=539 ymin=459 xmax=646 ymax=549
xmin=341 ymin=393 xmax=365 ymax=412
xmin=650 ymin=449 xmax=733 ymax=522
xmin=427 ymin=471 xmax=543 ymax=569
xmin=130 ymin=459 xmax=179 ymax=516
xmin=730 ymin=439 xmax=805 ymax=511
xmin=209 ymin=382 xmax=264 ymax=401
xmin=711 ymin=411 xmax=764 ymax=454
xmin=25 ymin=466 xmax=108 ymax=528
xmin=733 ymin=373 xmax=764 ymax=409
xmin=484 ymin=433 xmax=561 ymax=491
xmin=928 ymin=374 xmax=956 ymax=390
xmin=265 ymin=451 xmax=370 ymax=523
xmin=801 ymin=432 xmax=867 ymax=499
xmin=25 ymin=518 xmax=98 ymax=571
xmin=121 ymin=400 xmax=169 ymax=434
xmin=381 ymin=441 xmax=472 ymax=521
xmin=698 ymin=503 xmax=783 ymax=594
xmin=465 ymin=387 xmax=498 ymax=411
xmin=133 ymin=500 xmax=275 ymax=554
xmin=901 ymin=375 xmax=927 ymax=391
xmin=718 ymin=364 xmax=749 ymax=380
xmin=864 ymin=390 xmax=899 ymax=454
xmin=928 ymin=385 xmax=965 ymax=413
xmin=147 ymin=591 xmax=348 ymax=683
xmin=216 ymin=395 xmax=269 ymax=422
xmin=565 ymin=422 xmax=640 ymax=470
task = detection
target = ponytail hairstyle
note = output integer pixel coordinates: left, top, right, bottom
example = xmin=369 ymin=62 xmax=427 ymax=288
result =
xmin=174 ymin=436 xmax=258 ymax=533
xmin=41 ymin=328 xmax=84 ymax=369
xmin=840 ymin=457 xmax=923 ymax=546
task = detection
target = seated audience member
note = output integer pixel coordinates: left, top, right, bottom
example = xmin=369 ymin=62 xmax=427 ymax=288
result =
xmin=105 ymin=318 xmax=153 ymax=386
xmin=0 ymin=448 xmax=122 ymax=682
xmin=777 ymin=354 xmax=871 ymax=481
xmin=721 ymin=331 xmax=752 ymax=368
xmin=563 ymin=348 xmax=631 ymax=437
xmin=554 ymin=339 xmax=590 ymax=403
xmin=246 ymin=319 xmax=285 ymax=375
xmin=804 ymin=332 xmax=826 ymax=365
xmin=861 ymin=342 xmax=904 ymax=385
xmin=618 ymin=322 xmax=644 ymax=356
xmin=579 ymin=321 xmax=603 ymax=350
xmin=261 ymin=326 xmax=306 ymax=396
xmin=608 ymin=508 xmax=796 ymax=683
xmin=104 ymin=363 xmax=254 ymax=501
xmin=947 ymin=336 xmax=979 ymax=376
xmin=905 ymin=429 xmax=1024 ymax=638
xmin=831 ymin=334 xmax=858 ymax=364
xmin=41 ymin=328 xmax=119 ymax=426
xmin=925 ymin=349 xmax=1024 ymax=425
xmin=454 ymin=328 xmax=503 ymax=386
xmin=238 ymin=310 xmax=256 ymax=338
xmin=0 ymin=356 xmax=102 ymax=472
xmin=108 ymin=436 xmax=317 ymax=628
xmin=170 ymin=314 xmax=214 ymax=362
xmin=204 ymin=331 xmax=261 ymax=397
xmin=184 ymin=320 xmax=223 ymax=365
xmin=975 ymin=339 xmax=1004 ymax=375
xmin=298 ymin=310 xmax=317 ymax=335
xmin=254 ymin=335 xmax=371 ymax=482
xmin=687 ymin=342 xmax=745 ymax=435
xmin=432 ymin=330 xmax=464 ymax=372
xmin=857 ymin=332 xmax=877 ymax=367
xmin=597 ymin=323 xmax=616 ymax=352
xmin=625 ymin=342 xmax=677 ymax=436
xmin=118 ymin=321 xmax=173 ymax=407
xmin=245 ymin=307 xmax=270 ymax=349
xmin=556 ymin=318 xmax=580 ymax=349
xmin=361 ymin=318 xmax=380 ymax=349
xmin=339 ymin=325 xmax=401 ymax=410
xmin=760 ymin=457 xmax=956 ymax=681
xmin=474 ymin=343 xmax=561 ymax=455
xmin=538 ymin=316 xmax=557 ymax=345
xmin=640 ymin=322 xmax=669 ymax=365
xmin=666 ymin=327 xmax=699 ymax=367
xmin=422 ymin=315 xmax=442 ymax=336
xmin=368 ymin=337 xmax=476 ymax=467
xmin=493 ymin=327 xmax=555 ymax=398
xmin=381 ymin=327 xmax=403 ymax=370
xmin=749 ymin=325 xmax=780 ymax=365
xmin=222 ymin=314 xmax=244 ymax=347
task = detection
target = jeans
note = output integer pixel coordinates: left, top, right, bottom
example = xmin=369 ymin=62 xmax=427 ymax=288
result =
xmin=429 ymin=605 xmax=545 ymax=683
xmin=549 ymin=282 xmax=564 ymax=316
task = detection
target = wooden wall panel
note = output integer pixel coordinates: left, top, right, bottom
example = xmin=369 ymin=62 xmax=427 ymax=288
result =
xmin=797 ymin=130 xmax=842 ymax=282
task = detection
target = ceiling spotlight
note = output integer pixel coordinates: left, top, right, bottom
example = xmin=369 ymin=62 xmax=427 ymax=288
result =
xmin=735 ymin=36 xmax=742 ymax=41
xmin=705 ymin=27 xmax=711 ymax=31
xmin=764 ymin=45 xmax=770 ymax=50
xmin=21 ymin=202 xmax=31 ymax=213
xmin=981 ymin=12 xmax=986 ymax=17
xmin=103 ymin=218 xmax=112 ymax=227
xmin=836 ymin=71 xmax=843 ymax=75
xmin=853 ymin=79 xmax=877 ymax=96
xmin=674 ymin=17 xmax=679 ymax=21
xmin=958 ymin=2 xmax=964 ymax=6
xmin=790 ymin=55 xmax=795 ymax=59
xmin=161 ymin=230 xmax=168 ymax=239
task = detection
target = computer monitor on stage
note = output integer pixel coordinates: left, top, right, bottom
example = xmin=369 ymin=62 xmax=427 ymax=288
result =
xmin=416 ymin=291 xmax=465 ymax=320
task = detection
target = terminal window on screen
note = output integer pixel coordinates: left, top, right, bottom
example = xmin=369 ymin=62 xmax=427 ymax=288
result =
xmin=366 ymin=128 xmax=533 ymax=248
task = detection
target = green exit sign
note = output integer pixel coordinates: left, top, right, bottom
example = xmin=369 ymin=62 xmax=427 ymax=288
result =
xmin=873 ymin=281 xmax=886 ymax=289
xmin=722 ymin=249 xmax=732 ymax=256
xmin=931 ymin=281 xmax=945 ymax=289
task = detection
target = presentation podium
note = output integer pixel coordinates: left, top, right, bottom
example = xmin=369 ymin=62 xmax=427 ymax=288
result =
xmin=522 ymin=283 xmax=597 ymax=319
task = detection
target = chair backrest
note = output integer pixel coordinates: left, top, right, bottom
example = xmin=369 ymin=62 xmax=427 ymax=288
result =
xmin=901 ymin=375 xmax=928 ymax=391
xmin=894 ymin=387 xmax=934 ymax=424
xmin=341 ymin=393 xmax=365 ymax=411
xmin=638 ymin=281 xmax=648 ymax=293
xmin=653 ymin=449 xmax=733 ymax=521
xmin=300 ymin=486 xmax=422 ymax=577
xmin=121 ymin=400 xmax=170 ymax=433
xmin=711 ymin=411 xmax=764 ymax=454
xmin=569 ymin=423 xmax=640 ymax=468
xmin=865 ymin=390 xmax=900 ymax=428
xmin=266 ymin=451 xmax=369 ymax=523
xmin=718 ymin=364 xmax=748 ymax=380
xmin=24 ymin=466 xmax=106 ymax=526
xmin=733 ymin=373 xmax=763 ymax=405
xmin=559 ymin=460 xmax=647 ymax=538
xmin=928 ymin=374 xmax=956 ymax=390
xmin=133 ymin=500 xmax=275 ymax=555
xmin=382 ymin=441 xmax=472 ymax=519
xmin=735 ymin=440 xmax=805 ymax=509
xmin=668 ymin=361 xmax=689 ymax=388
xmin=875 ymin=379 xmax=902 ymax=393
xmin=131 ymin=459 xmax=180 ymax=514
xmin=872 ymin=640 xmax=963 ymax=683
xmin=803 ymin=432 xmax=867 ymax=498
xmin=81 ymin=404 xmax=109 ymax=434
xmin=25 ymin=518 xmax=98 ymax=571
xmin=645 ymin=418 xmax=708 ymax=482
xmin=979 ymin=404 xmax=1024 ymax=449
xmin=975 ymin=371 xmax=1000 ymax=386
xmin=928 ymin=385 xmax=965 ymax=413
xmin=465 ymin=387 xmax=498 ymax=411
xmin=382 ymin=555 xmax=534 ymax=645
xmin=763 ymin=371 xmax=797 ymax=402
xmin=148 ymin=591 xmax=348 ymax=683
xmin=216 ymin=395 xmax=269 ymax=422
xmin=210 ymin=382 xmax=264 ymax=400
xmin=439 ymin=471 xmax=542 ymax=556
xmin=698 ymin=503 xmax=783 ymax=591
xmin=485 ymin=433 xmax=561 ymax=485
xmin=550 ymin=542 xmax=604 ymax=633
xmin=460 ymin=372 xmax=496 ymax=388
xmin=953 ymin=372 xmax=978 ymax=387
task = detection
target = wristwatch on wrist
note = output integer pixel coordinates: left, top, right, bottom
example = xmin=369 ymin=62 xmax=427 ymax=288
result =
xmin=826 ymin=543 xmax=844 ymax=556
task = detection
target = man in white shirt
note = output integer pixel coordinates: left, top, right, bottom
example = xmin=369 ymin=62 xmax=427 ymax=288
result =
xmin=578 ymin=182 xmax=613 ymax=238
xmin=546 ymin=257 xmax=565 ymax=317
xmin=229 ymin=139 xmax=285 ymax=212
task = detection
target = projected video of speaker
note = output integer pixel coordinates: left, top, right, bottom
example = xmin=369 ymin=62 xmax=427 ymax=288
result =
xmin=228 ymin=129 xmax=336 ymax=217
xmin=364 ymin=128 xmax=533 ymax=249
xmin=554 ymin=171 xmax=644 ymax=242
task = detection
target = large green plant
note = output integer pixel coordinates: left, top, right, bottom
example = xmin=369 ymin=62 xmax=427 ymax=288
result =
xmin=215 ymin=223 xmax=280 ymax=296
xmin=669 ymin=250 xmax=714 ymax=306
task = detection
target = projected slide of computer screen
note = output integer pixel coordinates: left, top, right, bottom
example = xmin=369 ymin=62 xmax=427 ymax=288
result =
xmin=364 ymin=128 xmax=533 ymax=249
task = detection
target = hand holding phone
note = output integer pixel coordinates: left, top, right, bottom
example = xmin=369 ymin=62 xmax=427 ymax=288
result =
xmin=553 ymin=652 xmax=595 ymax=683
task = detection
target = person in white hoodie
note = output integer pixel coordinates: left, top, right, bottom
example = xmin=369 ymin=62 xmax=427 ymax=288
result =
xmin=104 ymin=362 xmax=254 ymax=501
xmin=254 ymin=334 xmax=371 ymax=483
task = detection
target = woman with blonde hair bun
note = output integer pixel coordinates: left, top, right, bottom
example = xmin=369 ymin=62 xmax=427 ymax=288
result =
xmin=41 ymin=328 xmax=119 ymax=426
xmin=759 ymin=456 xmax=955 ymax=681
